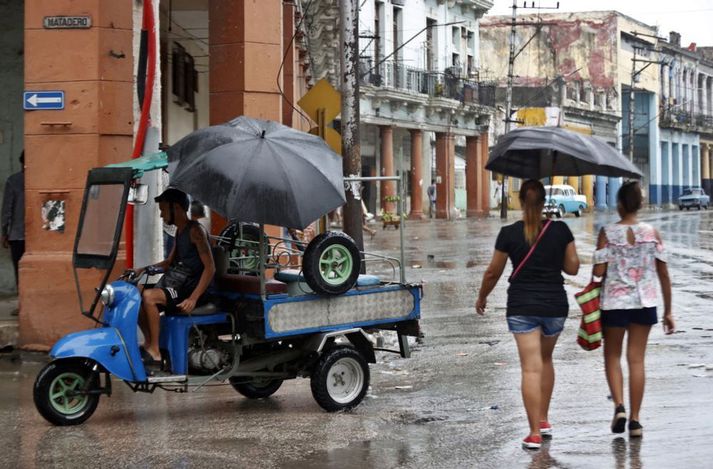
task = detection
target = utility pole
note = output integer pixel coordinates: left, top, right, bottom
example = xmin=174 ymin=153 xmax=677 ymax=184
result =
xmin=629 ymin=48 xmax=636 ymax=163
xmin=501 ymin=0 xmax=517 ymax=220
xmin=340 ymin=0 xmax=364 ymax=255
xmin=500 ymin=1 xmax=559 ymax=219
xmin=628 ymin=31 xmax=665 ymax=164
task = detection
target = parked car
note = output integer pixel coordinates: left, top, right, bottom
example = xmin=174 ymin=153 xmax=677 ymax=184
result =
xmin=678 ymin=187 xmax=710 ymax=210
xmin=544 ymin=184 xmax=588 ymax=218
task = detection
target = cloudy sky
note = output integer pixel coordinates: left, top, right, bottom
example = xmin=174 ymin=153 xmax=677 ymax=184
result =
xmin=486 ymin=0 xmax=713 ymax=47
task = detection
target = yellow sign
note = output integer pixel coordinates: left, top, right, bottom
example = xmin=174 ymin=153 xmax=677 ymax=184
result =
xmin=310 ymin=126 xmax=342 ymax=154
xmin=298 ymin=79 xmax=342 ymax=123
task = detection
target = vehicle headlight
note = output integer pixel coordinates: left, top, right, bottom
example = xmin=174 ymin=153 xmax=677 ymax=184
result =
xmin=100 ymin=284 xmax=115 ymax=307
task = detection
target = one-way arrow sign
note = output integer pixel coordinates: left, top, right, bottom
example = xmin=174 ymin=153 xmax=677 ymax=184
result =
xmin=23 ymin=91 xmax=64 ymax=110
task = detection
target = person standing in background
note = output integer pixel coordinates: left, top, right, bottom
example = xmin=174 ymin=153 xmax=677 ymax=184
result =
xmin=190 ymin=200 xmax=211 ymax=235
xmin=2 ymin=151 xmax=25 ymax=296
xmin=427 ymin=179 xmax=437 ymax=219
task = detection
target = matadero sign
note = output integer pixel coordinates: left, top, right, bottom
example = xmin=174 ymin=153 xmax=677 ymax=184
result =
xmin=43 ymin=16 xmax=92 ymax=29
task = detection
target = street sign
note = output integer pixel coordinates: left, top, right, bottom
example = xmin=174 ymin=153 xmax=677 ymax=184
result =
xmin=24 ymin=91 xmax=65 ymax=110
xmin=298 ymin=79 xmax=342 ymax=123
xmin=43 ymin=16 xmax=92 ymax=29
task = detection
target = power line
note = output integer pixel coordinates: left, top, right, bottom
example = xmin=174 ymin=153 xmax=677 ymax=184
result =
xmin=276 ymin=0 xmax=316 ymax=127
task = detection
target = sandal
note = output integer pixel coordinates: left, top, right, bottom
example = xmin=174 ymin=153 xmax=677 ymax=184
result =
xmin=611 ymin=404 xmax=627 ymax=434
xmin=140 ymin=348 xmax=162 ymax=369
xmin=139 ymin=346 xmax=151 ymax=361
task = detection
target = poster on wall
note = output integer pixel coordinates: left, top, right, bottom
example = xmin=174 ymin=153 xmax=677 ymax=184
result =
xmin=41 ymin=200 xmax=65 ymax=232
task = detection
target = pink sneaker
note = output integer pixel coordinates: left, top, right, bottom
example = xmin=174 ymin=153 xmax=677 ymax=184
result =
xmin=540 ymin=421 xmax=552 ymax=437
xmin=522 ymin=435 xmax=542 ymax=449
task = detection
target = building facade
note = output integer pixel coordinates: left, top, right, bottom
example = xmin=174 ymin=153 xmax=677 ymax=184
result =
xmin=11 ymin=0 xmax=308 ymax=348
xmin=304 ymin=0 xmax=495 ymax=219
xmin=657 ymin=35 xmax=713 ymax=203
xmin=480 ymin=11 xmax=661 ymax=209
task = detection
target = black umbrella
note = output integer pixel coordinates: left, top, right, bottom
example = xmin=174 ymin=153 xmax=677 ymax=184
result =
xmin=168 ymin=116 xmax=346 ymax=229
xmin=486 ymin=126 xmax=643 ymax=179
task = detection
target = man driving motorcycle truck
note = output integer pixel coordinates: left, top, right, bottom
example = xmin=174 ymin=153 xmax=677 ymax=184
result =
xmin=131 ymin=188 xmax=215 ymax=367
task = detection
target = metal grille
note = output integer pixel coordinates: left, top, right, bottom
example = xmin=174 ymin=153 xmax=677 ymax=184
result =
xmin=268 ymin=289 xmax=415 ymax=333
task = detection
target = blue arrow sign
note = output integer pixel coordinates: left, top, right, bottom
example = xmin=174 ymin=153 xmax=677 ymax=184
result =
xmin=24 ymin=91 xmax=64 ymax=110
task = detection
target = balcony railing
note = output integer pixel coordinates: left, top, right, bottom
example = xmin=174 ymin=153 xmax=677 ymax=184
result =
xmin=695 ymin=113 xmax=713 ymax=130
xmin=660 ymin=107 xmax=713 ymax=131
xmin=359 ymin=60 xmax=495 ymax=107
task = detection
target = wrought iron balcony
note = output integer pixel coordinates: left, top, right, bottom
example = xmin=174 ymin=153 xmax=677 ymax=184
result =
xmin=695 ymin=113 xmax=713 ymax=131
xmin=660 ymin=107 xmax=693 ymax=128
xmin=359 ymin=60 xmax=495 ymax=107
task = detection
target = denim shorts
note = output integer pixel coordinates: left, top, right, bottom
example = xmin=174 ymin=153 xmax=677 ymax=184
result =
xmin=506 ymin=315 xmax=567 ymax=337
xmin=601 ymin=307 xmax=657 ymax=328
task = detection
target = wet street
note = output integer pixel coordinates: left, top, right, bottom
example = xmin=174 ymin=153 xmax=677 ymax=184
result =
xmin=1 ymin=209 xmax=712 ymax=468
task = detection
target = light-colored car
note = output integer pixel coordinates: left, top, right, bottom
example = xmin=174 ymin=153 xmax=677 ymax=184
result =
xmin=544 ymin=184 xmax=588 ymax=218
xmin=678 ymin=187 xmax=710 ymax=210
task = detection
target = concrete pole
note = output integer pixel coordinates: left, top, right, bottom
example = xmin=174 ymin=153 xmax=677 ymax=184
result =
xmin=501 ymin=0 xmax=517 ymax=219
xmin=629 ymin=50 xmax=636 ymax=163
xmin=380 ymin=126 xmax=396 ymax=213
xmin=340 ymin=0 xmax=364 ymax=252
xmin=133 ymin=0 xmax=162 ymax=268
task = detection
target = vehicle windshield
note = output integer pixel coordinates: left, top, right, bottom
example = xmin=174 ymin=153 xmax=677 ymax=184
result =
xmin=76 ymin=183 xmax=126 ymax=257
xmin=545 ymin=187 xmax=564 ymax=197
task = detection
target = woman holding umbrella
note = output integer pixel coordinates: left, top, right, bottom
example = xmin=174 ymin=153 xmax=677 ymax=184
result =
xmin=476 ymin=180 xmax=580 ymax=450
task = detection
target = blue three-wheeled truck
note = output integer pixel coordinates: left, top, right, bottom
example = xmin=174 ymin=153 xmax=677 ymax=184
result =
xmin=33 ymin=151 xmax=421 ymax=425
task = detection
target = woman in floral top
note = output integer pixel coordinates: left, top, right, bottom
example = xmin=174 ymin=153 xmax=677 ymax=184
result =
xmin=592 ymin=181 xmax=674 ymax=438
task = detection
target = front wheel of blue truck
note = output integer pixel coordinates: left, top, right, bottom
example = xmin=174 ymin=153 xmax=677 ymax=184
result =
xmin=310 ymin=346 xmax=370 ymax=412
xmin=34 ymin=359 xmax=101 ymax=426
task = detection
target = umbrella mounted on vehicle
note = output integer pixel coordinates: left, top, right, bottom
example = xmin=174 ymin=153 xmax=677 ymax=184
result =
xmin=167 ymin=116 xmax=346 ymax=230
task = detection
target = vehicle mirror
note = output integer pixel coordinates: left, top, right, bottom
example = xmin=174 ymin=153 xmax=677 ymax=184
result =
xmin=128 ymin=184 xmax=149 ymax=205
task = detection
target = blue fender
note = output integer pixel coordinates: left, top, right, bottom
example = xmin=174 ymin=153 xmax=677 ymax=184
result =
xmin=51 ymin=328 xmax=147 ymax=382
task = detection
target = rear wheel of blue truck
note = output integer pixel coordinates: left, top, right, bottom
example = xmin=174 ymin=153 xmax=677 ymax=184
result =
xmin=230 ymin=378 xmax=283 ymax=399
xmin=34 ymin=359 xmax=100 ymax=426
xmin=311 ymin=346 xmax=369 ymax=412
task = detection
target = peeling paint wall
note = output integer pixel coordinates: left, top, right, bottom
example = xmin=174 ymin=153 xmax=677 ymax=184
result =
xmin=480 ymin=11 xmax=659 ymax=114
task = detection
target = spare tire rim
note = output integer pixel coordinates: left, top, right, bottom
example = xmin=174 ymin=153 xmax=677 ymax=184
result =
xmin=327 ymin=357 xmax=364 ymax=404
xmin=236 ymin=238 xmax=260 ymax=271
xmin=319 ymin=244 xmax=353 ymax=285
xmin=49 ymin=372 xmax=88 ymax=415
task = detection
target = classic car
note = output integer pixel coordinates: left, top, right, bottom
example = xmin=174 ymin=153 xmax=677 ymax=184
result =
xmin=678 ymin=187 xmax=710 ymax=210
xmin=544 ymin=184 xmax=588 ymax=217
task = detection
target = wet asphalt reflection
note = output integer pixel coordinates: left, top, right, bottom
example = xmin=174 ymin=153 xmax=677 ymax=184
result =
xmin=1 ymin=209 xmax=712 ymax=468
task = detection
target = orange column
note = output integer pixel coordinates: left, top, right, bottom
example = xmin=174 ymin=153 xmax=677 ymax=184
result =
xmin=209 ymin=0 xmax=284 ymax=236
xmin=281 ymin=1 xmax=295 ymax=127
xmin=480 ymin=132 xmax=491 ymax=215
xmin=466 ymin=135 xmax=481 ymax=217
xmin=380 ymin=126 xmax=396 ymax=213
xmin=20 ymin=1 xmax=134 ymax=349
xmin=409 ymin=129 xmax=424 ymax=219
xmin=435 ymin=132 xmax=455 ymax=219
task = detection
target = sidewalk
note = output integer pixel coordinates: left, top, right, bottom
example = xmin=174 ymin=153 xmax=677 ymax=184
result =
xmin=0 ymin=294 xmax=18 ymax=349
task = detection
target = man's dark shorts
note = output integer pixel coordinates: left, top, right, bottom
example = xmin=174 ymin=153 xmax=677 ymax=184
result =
xmin=601 ymin=307 xmax=657 ymax=328
xmin=159 ymin=287 xmax=187 ymax=315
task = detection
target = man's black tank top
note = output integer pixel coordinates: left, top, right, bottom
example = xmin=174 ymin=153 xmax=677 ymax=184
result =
xmin=172 ymin=220 xmax=204 ymax=293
